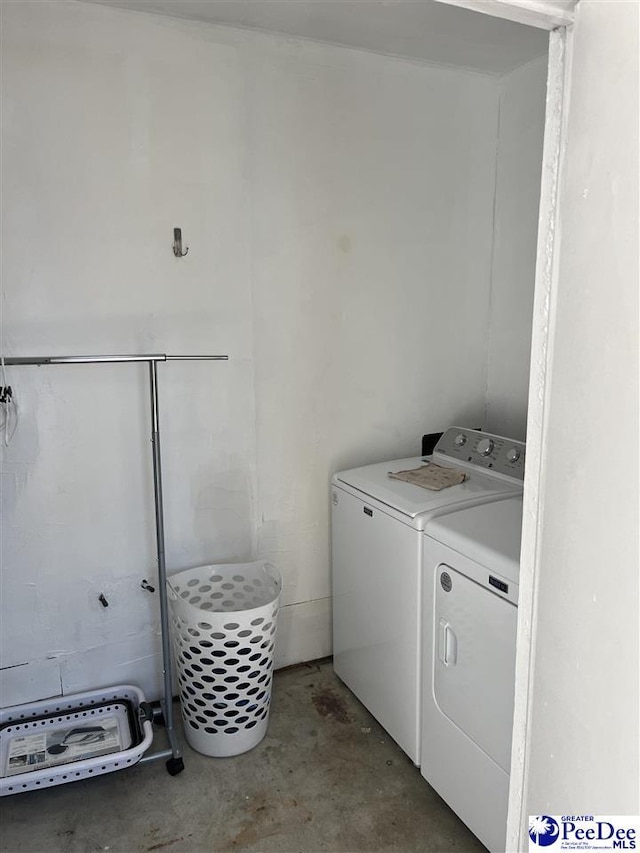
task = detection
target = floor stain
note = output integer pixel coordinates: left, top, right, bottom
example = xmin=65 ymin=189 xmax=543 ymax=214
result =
xmin=147 ymin=838 xmax=183 ymax=851
xmin=223 ymin=791 xmax=312 ymax=849
xmin=311 ymin=685 xmax=352 ymax=724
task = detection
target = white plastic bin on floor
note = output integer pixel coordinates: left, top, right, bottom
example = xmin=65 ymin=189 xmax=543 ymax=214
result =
xmin=0 ymin=685 xmax=154 ymax=796
xmin=167 ymin=561 xmax=281 ymax=758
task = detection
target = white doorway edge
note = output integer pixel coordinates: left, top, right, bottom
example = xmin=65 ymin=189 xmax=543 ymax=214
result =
xmin=436 ymin=0 xmax=577 ymax=30
xmin=435 ymin=2 xmax=576 ymax=850
xmin=506 ymin=25 xmax=573 ymax=852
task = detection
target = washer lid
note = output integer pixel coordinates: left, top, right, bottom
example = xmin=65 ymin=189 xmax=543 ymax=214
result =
xmin=334 ymin=456 xmax=521 ymax=520
xmin=427 ymin=496 xmax=523 ymax=583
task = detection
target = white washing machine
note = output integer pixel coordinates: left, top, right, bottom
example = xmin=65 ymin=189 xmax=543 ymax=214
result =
xmin=331 ymin=427 xmax=525 ymax=765
xmin=420 ymin=496 xmax=524 ymax=853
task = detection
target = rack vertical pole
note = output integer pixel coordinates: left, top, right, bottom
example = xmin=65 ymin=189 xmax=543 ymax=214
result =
xmin=148 ymin=359 xmax=180 ymax=763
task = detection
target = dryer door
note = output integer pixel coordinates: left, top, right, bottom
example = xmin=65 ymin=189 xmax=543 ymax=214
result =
xmin=434 ymin=564 xmax=517 ymax=772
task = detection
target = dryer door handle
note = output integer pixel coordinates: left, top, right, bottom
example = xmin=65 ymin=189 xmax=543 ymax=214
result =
xmin=438 ymin=618 xmax=458 ymax=666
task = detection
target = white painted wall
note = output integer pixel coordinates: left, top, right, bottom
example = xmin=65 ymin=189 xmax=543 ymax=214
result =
xmin=246 ymin=39 xmax=502 ymax=663
xmin=511 ymin=1 xmax=639 ymax=840
xmin=486 ymin=56 xmax=547 ymax=440
xmin=1 ymin=1 xmax=257 ymax=702
xmin=1 ymin=0 xmax=506 ymax=702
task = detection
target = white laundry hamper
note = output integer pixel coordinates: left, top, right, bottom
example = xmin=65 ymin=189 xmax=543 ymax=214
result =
xmin=167 ymin=561 xmax=281 ymax=758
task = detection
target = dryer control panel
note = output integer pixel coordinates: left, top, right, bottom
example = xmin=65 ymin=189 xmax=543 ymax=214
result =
xmin=433 ymin=427 xmax=526 ymax=481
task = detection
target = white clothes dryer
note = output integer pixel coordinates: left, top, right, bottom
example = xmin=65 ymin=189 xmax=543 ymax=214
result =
xmin=331 ymin=427 xmax=525 ymax=765
xmin=420 ymin=496 xmax=524 ymax=853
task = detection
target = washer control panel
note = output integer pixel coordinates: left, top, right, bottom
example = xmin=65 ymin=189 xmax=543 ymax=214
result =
xmin=434 ymin=427 xmax=526 ymax=480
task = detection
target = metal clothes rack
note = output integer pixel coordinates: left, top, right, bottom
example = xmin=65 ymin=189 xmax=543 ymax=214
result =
xmin=2 ymin=353 xmax=229 ymax=775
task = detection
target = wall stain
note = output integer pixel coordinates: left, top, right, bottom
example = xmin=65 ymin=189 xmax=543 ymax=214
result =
xmin=337 ymin=234 xmax=352 ymax=254
xmin=311 ymin=685 xmax=352 ymax=724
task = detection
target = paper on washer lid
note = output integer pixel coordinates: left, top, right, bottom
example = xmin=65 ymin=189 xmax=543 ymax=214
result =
xmin=388 ymin=462 xmax=467 ymax=491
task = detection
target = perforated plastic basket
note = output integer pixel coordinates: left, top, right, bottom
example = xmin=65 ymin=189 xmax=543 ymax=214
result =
xmin=167 ymin=561 xmax=281 ymax=758
xmin=0 ymin=685 xmax=153 ymax=796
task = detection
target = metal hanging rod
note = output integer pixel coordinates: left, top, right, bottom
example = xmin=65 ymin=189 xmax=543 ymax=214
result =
xmin=2 ymin=353 xmax=228 ymax=366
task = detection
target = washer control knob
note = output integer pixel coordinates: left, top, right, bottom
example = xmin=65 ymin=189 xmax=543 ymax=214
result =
xmin=477 ymin=438 xmax=494 ymax=457
xmin=507 ymin=447 xmax=521 ymax=464
xmin=454 ymin=433 xmax=467 ymax=447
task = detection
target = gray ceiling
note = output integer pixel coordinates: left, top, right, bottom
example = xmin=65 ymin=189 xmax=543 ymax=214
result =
xmin=80 ymin=0 xmax=549 ymax=75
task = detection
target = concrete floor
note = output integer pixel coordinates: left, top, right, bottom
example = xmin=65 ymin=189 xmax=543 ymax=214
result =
xmin=1 ymin=660 xmax=486 ymax=853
